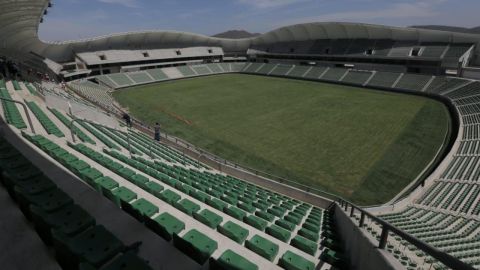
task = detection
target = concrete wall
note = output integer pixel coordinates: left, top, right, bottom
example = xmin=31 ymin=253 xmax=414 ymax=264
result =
xmin=333 ymin=204 xmax=403 ymax=270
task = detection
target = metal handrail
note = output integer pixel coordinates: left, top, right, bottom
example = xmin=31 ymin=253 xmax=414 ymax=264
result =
xmin=338 ymin=199 xmax=475 ymax=270
xmin=0 ymin=97 xmax=36 ymax=134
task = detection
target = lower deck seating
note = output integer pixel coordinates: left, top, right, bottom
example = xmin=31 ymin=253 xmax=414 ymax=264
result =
xmin=270 ymin=64 xmax=294 ymax=76
xmin=177 ymin=66 xmax=197 ymax=77
xmin=128 ymin=72 xmax=153 ymax=84
xmin=0 ymin=138 xmax=154 ymax=270
xmin=321 ymin=68 xmax=348 ymax=82
xmin=0 ymin=86 xmax=27 ymax=129
xmin=26 ymin=101 xmax=64 ymax=138
xmin=395 ymin=73 xmax=432 ymax=91
xmin=342 ymin=70 xmax=373 ymax=85
xmin=16 ymin=129 xmax=336 ymax=269
xmin=146 ymin=68 xmax=168 ymax=81
xmin=367 ymin=72 xmax=401 ymax=88
xmin=107 ymin=73 xmax=135 ymax=87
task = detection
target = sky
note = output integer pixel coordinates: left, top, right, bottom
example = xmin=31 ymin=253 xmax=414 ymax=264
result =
xmin=39 ymin=0 xmax=480 ymax=41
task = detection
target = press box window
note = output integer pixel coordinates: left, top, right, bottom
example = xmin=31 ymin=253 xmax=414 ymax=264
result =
xmin=411 ymin=47 xmax=421 ymax=57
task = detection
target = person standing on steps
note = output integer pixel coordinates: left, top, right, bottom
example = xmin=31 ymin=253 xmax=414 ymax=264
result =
xmin=154 ymin=122 xmax=161 ymax=142
xmin=122 ymin=113 xmax=132 ymax=128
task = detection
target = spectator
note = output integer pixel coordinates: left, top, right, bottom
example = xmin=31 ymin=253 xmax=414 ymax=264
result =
xmin=154 ymin=122 xmax=161 ymax=142
xmin=122 ymin=113 xmax=132 ymax=127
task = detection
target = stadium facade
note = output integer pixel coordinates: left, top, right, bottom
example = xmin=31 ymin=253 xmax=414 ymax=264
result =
xmin=0 ymin=1 xmax=480 ymax=270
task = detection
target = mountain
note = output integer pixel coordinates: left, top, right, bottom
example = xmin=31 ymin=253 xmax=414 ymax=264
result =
xmin=212 ymin=30 xmax=261 ymax=39
xmin=410 ymin=25 xmax=480 ymax=34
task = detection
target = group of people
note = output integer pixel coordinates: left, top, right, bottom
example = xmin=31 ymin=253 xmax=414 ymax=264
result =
xmin=0 ymin=58 xmax=19 ymax=79
xmin=122 ymin=113 xmax=162 ymax=142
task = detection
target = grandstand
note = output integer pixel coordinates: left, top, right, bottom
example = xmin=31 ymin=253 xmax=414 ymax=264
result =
xmin=1 ymin=1 xmax=480 ymax=270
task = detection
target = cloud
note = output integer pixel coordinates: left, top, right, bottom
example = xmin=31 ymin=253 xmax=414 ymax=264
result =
xmin=98 ymin=0 xmax=139 ymax=8
xmin=279 ymin=1 xmax=442 ymax=26
xmin=237 ymin=0 xmax=311 ymax=9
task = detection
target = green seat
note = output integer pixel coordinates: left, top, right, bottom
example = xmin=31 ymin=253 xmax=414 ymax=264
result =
xmin=298 ymin=228 xmax=319 ymax=242
xmin=255 ymin=211 xmax=275 ymax=222
xmin=173 ymin=229 xmax=218 ymax=264
xmin=193 ymin=209 xmax=223 ymax=229
xmin=80 ymin=168 xmax=103 ymax=184
xmin=224 ymin=206 xmax=247 ymax=221
xmin=245 ymin=235 xmax=279 ymax=261
xmin=31 ymin=203 xmax=95 ymax=244
xmin=210 ymin=249 xmax=258 ymax=270
xmin=58 ymin=153 xmax=79 ymax=165
xmin=238 ymin=202 xmax=255 ymax=213
xmin=110 ymin=186 xmax=137 ymax=207
xmin=218 ymin=221 xmax=249 ymax=244
xmin=146 ymin=212 xmax=185 ymax=241
xmin=131 ymin=174 xmax=150 ymax=189
xmin=94 ymin=176 xmax=119 ymax=194
xmin=174 ymin=198 xmax=200 ymax=216
xmin=3 ymin=173 xmax=55 ymax=198
xmin=159 ymin=189 xmax=181 ymax=204
xmin=189 ymin=189 xmax=210 ymax=202
xmin=268 ymin=206 xmax=287 ymax=217
xmin=276 ymin=219 xmax=296 ymax=232
xmin=302 ymin=222 xmax=320 ymax=233
xmin=320 ymin=249 xmax=343 ymax=268
xmin=145 ymin=181 xmax=164 ymax=197
xmin=118 ymin=168 xmax=136 ymax=180
xmin=68 ymin=160 xmax=90 ymax=174
xmin=266 ymin=224 xmax=291 ymax=242
xmin=53 ymin=225 xmax=124 ymax=269
xmin=15 ymin=187 xmax=73 ymax=218
xmin=290 ymin=235 xmax=318 ymax=256
xmin=279 ymin=251 xmax=315 ymax=270
xmin=205 ymin=197 xmax=227 ymax=211
xmin=244 ymin=215 xmax=268 ymax=231
xmin=130 ymin=198 xmax=159 ymax=218
xmin=284 ymin=214 xmax=302 ymax=225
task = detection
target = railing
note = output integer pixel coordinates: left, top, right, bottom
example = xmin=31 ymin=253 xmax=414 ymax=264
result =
xmin=338 ymin=199 xmax=475 ymax=270
xmin=129 ymin=119 xmax=342 ymax=202
xmin=0 ymin=97 xmax=36 ymax=134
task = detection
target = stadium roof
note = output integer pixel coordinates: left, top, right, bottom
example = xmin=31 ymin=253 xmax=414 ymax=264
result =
xmin=1 ymin=0 xmax=480 ymax=64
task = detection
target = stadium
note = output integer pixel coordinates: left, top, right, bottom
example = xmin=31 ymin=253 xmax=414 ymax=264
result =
xmin=0 ymin=0 xmax=479 ymax=269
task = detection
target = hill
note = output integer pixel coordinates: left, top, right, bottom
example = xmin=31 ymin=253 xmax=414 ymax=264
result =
xmin=410 ymin=25 xmax=480 ymax=34
xmin=212 ymin=30 xmax=261 ymax=39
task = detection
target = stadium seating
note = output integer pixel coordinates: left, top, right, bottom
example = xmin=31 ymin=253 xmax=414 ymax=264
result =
xmin=287 ymin=65 xmax=311 ymax=78
xmin=0 ymin=138 xmax=155 ymax=270
xmin=319 ymin=68 xmax=348 ymax=82
xmin=421 ymin=43 xmax=448 ymax=58
xmin=0 ymin=86 xmax=27 ymax=129
xmin=146 ymin=68 xmax=169 ymax=81
xmin=304 ymin=66 xmax=327 ymax=80
xmin=127 ymin=72 xmax=154 ymax=84
xmin=68 ymin=80 xmax=121 ymax=114
xmin=26 ymin=101 xmax=64 ymax=138
xmin=1 ymin=85 xmax=342 ymax=270
xmin=395 ymin=73 xmax=433 ymax=91
xmin=342 ymin=70 xmax=373 ymax=85
xmin=270 ymin=64 xmax=294 ymax=76
xmin=367 ymin=71 xmax=401 ymax=88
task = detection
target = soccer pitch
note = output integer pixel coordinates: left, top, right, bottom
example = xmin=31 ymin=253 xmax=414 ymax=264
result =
xmin=113 ymin=74 xmax=451 ymax=205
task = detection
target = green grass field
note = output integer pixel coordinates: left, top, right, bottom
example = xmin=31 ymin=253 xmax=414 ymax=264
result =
xmin=114 ymin=74 xmax=451 ymax=205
